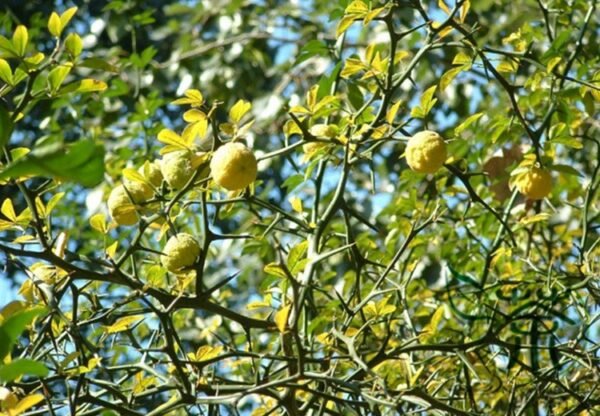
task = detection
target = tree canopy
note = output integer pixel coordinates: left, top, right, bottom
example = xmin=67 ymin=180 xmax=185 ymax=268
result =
xmin=0 ymin=0 xmax=599 ymax=415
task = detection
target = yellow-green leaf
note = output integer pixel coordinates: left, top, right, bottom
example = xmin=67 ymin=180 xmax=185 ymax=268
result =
xmin=274 ymin=305 xmax=291 ymax=333
xmin=363 ymin=7 xmax=385 ymax=25
xmin=439 ymin=67 xmax=462 ymax=91
xmin=89 ymin=213 xmax=107 ymax=234
xmin=341 ymin=57 xmax=366 ymax=78
xmin=105 ymin=315 xmax=143 ymax=334
xmin=106 ymin=241 xmax=118 ymax=258
xmin=1 ymin=199 xmax=17 ymax=222
xmin=460 ymin=0 xmax=471 ymax=22
xmin=386 ymin=101 xmax=402 ymax=124
xmin=454 ymin=112 xmax=483 ymax=135
xmin=12 ymin=25 xmax=28 ymax=57
xmin=519 ymin=213 xmax=551 ymax=225
xmin=48 ymin=12 xmax=62 ymax=37
xmin=45 ymin=192 xmax=64 ymax=215
xmin=58 ymin=79 xmax=107 ymax=95
xmin=64 ymin=33 xmax=83 ymax=58
xmin=194 ymin=345 xmax=223 ymax=361
xmin=247 ymin=299 xmax=271 ymax=310
xmin=229 ymin=99 xmax=252 ymax=124
xmin=183 ymin=109 xmax=206 ymax=123
xmin=60 ymin=7 xmax=78 ymax=30
xmin=264 ymin=263 xmax=287 ymax=279
xmin=12 ymin=394 xmax=45 ymax=415
xmin=438 ymin=0 xmax=451 ymax=15
xmin=283 ymin=119 xmax=302 ymax=138
xmin=47 ymin=64 xmax=72 ymax=93
xmin=289 ymin=196 xmax=303 ymax=213
xmin=453 ymin=52 xmax=472 ymax=66
xmin=422 ymin=305 xmax=445 ymax=339
xmin=0 ymin=59 xmax=13 ymax=85
xmin=546 ymin=57 xmax=561 ymax=73
xmin=497 ymin=60 xmax=519 ymax=73
xmin=122 ymin=167 xmax=147 ymax=185
xmin=336 ymin=15 xmax=357 ymax=38
xmin=346 ymin=0 xmax=368 ymax=14
xmin=171 ymin=89 xmax=204 ymax=106
xmin=182 ymin=120 xmax=207 ymax=144
xmin=157 ymin=129 xmax=188 ymax=149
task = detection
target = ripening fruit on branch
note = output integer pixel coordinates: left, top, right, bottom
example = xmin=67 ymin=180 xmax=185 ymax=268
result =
xmin=122 ymin=179 xmax=153 ymax=203
xmin=107 ymin=185 xmax=139 ymax=226
xmin=139 ymin=161 xmax=163 ymax=187
xmin=514 ymin=166 xmax=553 ymax=200
xmin=210 ymin=142 xmax=258 ymax=191
xmin=160 ymin=151 xmax=196 ymax=190
xmin=405 ymin=130 xmax=448 ymax=174
xmin=160 ymin=233 xmax=201 ymax=272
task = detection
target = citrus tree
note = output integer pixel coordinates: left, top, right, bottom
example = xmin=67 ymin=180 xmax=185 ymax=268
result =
xmin=1 ymin=0 xmax=599 ymax=415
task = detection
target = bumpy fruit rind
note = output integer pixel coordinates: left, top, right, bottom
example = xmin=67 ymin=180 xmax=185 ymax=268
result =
xmin=514 ymin=166 xmax=552 ymax=200
xmin=160 ymin=151 xmax=195 ymax=190
xmin=160 ymin=233 xmax=201 ymax=272
xmin=139 ymin=161 xmax=163 ymax=188
xmin=210 ymin=142 xmax=258 ymax=190
xmin=122 ymin=179 xmax=153 ymax=203
xmin=405 ymin=130 xmax=447 ymax=174
xmin=107 ymin=185 xmax=139 ymax=226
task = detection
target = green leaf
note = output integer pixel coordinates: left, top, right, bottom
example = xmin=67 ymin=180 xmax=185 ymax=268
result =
xmin=439 ymin=67 xmax=462 ymax=91
xmin=448 ymin=265 xmax=481 ymax=289
xmin=0 ymin=102 xmax=13 ymax=147
xmin=0 ymin=359 xmax=48 ymax=382
xmin=0 ymin=306 xmax=47 ymax=360
xmin=58 ymin=79 xmax=108 ymax=95
xmin=296 ymin=40 xmax=329 ymax=64
xmin=551 ymin=136 xmax=583 ymax=149
xmin=454 ymin=112 xmax=483 ymax=135
xmin=47 ymin=64 xmax=72 ymax=93
xmin=64 ymin=33 xmax=83 ymax=58
xmin=0 ymin=140 xmax=105 ymax=187
xmin=550 ymin=163 xmax=582 ymax=177
xmin=0 ymin=35 xmax=18 ymax=57
xmin=12 ymin=25 xmax=28 ymax=57
xmin=0 ymin=58 xmax=13 ymax=85
xmin=287 ymin=240 xmax=308 ymax=275
xmin=79 ymin=57 xmax=119 ymax=73
xmin=282 ymin=174 xmax=305 ymax=192
xmin=420 ymin=85 xmax=438 ymax=114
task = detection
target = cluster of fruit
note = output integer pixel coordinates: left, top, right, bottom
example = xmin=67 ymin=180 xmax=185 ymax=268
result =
xmin=105 ymin=140 xmax=258 ymax=273
xmin=405 ymin=130 xmax=552 ymax=200
xmin=105 ymin=117 xmax=553 ymax=274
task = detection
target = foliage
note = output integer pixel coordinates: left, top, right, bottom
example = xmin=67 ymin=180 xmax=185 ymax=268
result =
xmin=0 ymin=0 xmax=599 ymax=415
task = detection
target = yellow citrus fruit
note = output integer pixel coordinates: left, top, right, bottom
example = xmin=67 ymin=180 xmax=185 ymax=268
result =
xmin=210 ymin=142 xmax=257 ymax=190
xmin=107 ymin=185 xmax=138 ymax=226
xmin=122 ymin=179 xmax=153 ymax=203
xmin=514 ymin=166 xmax=552 ymax=200
xmin=160 ymin=233 xmax=201 ymax=272
xmin=405 ymin=130 xmax=447 ymax=174
xmin=160 ymin=151 xmax=196 ymax=190
xmin=139 ymin=161 xmax=163 ymax=188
